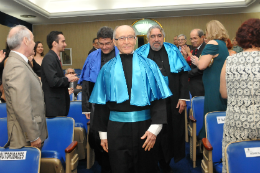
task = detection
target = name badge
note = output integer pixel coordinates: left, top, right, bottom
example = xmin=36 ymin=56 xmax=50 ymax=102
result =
xmin=0 ymin=151 xmax=27 ymax=160
xmin=217 ymin=116 xmax=225 ymax=124
xmin=245 ymin=147 xmax=260 ymax=157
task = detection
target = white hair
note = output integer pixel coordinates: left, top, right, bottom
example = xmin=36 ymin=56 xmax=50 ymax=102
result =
xmin=65 ymin=68 xmax=75 ymax=74
xmin=7 ymin=25 xmax=31 ymax=50
xmin=147 ymin=25 xmax=165 ymax=40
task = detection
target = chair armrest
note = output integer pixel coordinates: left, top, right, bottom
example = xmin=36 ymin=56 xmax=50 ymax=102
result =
xmin=87 ymin=122 xmax=90 ymax=125
xmin=202 ymin=138 xmax=213 ymax=151
xmin=65 ymin=141 xmax=78 ymax=153
xmin=189 ymin=115 xmax=197 ymax=122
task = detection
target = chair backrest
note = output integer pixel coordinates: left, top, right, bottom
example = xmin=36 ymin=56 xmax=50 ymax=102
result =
xmin=205 ymin=111 xmax=226 ymax=163
xmin=0 ymin=103 xmax=7 ymax=118
xmin=74 ymin=69 xmax=81 ymax=77
xmin=226 ymin=140 xmax=260 ymax=173
xmin=77 ymin=92 xmax=82 ymax=101
xmin=70 ymin=93 xmax=74 ymax=101
xmin=191 ymin=96 xmax=205 ymax=135
xmin=42 ymin=117 xmax=74 ymax=163
xmin=0 ymin=118 xmax=8 ymax=147
xmin=0 ymin=147 xmax=41 ymax=173
xmin=67 ymin=101 xmax=88 ymax=132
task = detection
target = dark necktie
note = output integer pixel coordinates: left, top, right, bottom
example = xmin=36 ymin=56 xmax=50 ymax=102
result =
xmin=28 ymin=61 xmax=33 ymax=68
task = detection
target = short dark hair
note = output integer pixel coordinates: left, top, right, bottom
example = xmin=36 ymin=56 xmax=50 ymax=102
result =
xmin=197 ymin=29 xmax=204 ymax=37
xmin=97 ymin=26 xmax=113 ymax=40
xmin=34 ymin=41 xmax=44 ymax=56
xmin=236 ymin=18 xmax=260 ymax=49
xmin=47 ymin=31 xmax=63 ymax=49
xmin=92 ymin=38 xmax=98 ymax=43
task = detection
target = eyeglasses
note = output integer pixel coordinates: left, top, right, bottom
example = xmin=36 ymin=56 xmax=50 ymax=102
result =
xmin=67 ymin=72 xmax=75 ymax=74
xmin=114 ymin=36 xmax=136 ymax=42
xmin=178 ymin=39 xmax=186 ymax=41
xmin=99 ymin=41 xmax=113 ymax=47
xmin=150 ymin=34 xmax=163 ymax=39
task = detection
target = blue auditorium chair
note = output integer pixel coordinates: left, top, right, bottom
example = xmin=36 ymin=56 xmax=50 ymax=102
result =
xmin=225 ymin=140 xmax=260 ymax=173
xmin=70 ymin=93 xmax=74 ymax=101
xmin=0 ymin=118 xmax=8 ymax=147
xmin=67 ymin=101 xmax=88 ymax=160
xmin=201 ymin=111 xmax=226 ymax=173
xmin=185 ymin=93 xmax=192 ymax=142
xmin=74 ymin=69 xmax=81 ymax=78
xmin=188 ymin=96 xmax=205 ymax=168
xmin=0 ymin=147 xmax=41 ymax=173
xmin=76 ymin=92 xmax=82 ymax=101
xmin=0 ymin=103 xmax=7 ymax=118
xmin=41 ymin=117 xmax=79 ymax=173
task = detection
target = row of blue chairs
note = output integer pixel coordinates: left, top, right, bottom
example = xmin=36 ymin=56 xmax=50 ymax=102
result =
xmin=0 ymin=117 xmax=78 ymax=173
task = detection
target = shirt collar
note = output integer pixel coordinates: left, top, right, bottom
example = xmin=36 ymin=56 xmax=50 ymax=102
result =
xmin=11 ymin=50 xmax=28 ymax=63
xmin=196 ymin=43 xmax=203 ymax=50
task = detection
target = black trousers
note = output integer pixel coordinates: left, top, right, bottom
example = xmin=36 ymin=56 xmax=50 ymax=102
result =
xmin=107 ymin=119 xmax=160 ymax=173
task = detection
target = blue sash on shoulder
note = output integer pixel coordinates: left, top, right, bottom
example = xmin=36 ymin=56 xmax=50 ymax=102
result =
xmin=89 ymin=53 xmax=172 ymax=106
xmin=78 ymin=47 xmax=119 ymax=84
xmin=135 ymin=42 xmax=191 ymax=73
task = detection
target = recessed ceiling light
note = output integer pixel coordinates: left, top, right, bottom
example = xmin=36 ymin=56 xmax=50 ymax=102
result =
xmin=20 ymin=15 xmax=36 ymax=18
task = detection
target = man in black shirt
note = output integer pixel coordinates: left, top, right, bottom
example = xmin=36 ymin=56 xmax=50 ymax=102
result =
xmin=88 ymin=38 xmax=99 ymax=55
xmin=78 ymin=26 xmax=119 ymax=173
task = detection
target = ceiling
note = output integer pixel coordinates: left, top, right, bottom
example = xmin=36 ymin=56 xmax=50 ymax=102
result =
xmin=0 ymin=0 xmax=259 ymax=25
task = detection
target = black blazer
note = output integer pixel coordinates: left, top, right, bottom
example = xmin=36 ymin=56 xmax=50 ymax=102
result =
xmin=41 ymin=50 xmax=70 ymax=117
xmin=188 ymin=42 xmax=206 ymax=97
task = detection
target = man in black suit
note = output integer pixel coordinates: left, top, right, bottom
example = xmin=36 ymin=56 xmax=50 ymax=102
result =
xmin=88 ymin=38 xmax=99 ymax=55
xmin=41 ymin=31 xmax=78 ymax=117
xmin=182 ymin=29 xmax=206 ymax=97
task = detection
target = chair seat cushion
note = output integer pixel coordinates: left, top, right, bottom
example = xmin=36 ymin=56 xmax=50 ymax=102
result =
xmin=213 ymin=162 xmax=223 ymax=173
xmin=41 ymin=150 xmax=65 ymax=168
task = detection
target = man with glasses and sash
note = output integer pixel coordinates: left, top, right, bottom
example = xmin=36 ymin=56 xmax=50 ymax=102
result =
xmin=90 ymin=25 xmax=172 ymax=173
xmin=79 ymin=26 xmax=119 ymax=173
xmin=135 ymin=25 xmax=190 ymax=173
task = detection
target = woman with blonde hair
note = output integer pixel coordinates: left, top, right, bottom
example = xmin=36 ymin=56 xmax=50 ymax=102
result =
xmin=191 ymin=20 xmax=228 ymax=138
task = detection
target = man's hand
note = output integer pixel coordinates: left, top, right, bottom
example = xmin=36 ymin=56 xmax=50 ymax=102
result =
xmin=100 ymin=139 xmax=108 ymax=153
xmin=141 ymin=131 xmax=156 ymax=151
xmin=176 ymin=100 xmax=186 ymax=114
xmin=85 ymin=113 xmax=90 ymax=119
xmin=0 ymin=50 xmax=6 ymax=63
xmin=183 ymin=45 xmax=191 ymax=54
xmin=66 ymin=74 xmax=79 ymax=82
xmin=76 ymin=85 xmax=82 ymax=89
xmin=31 ymin=138 xmax=42 ymax=149
xmin=68 ymin=88 xmax=74 ymax=95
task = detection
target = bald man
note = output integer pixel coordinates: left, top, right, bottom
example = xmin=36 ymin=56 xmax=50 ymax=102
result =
xmin=3 ymin=25 xmax=48 ymax=149
xmin=90 ymin=25 xmax=171 ymax=173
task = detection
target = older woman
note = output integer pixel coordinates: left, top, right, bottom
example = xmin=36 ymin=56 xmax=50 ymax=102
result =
xmin=191 ymin=20 xmax=228 ymax=138
xmin=220 ymin=18 xmax=260 ymax=173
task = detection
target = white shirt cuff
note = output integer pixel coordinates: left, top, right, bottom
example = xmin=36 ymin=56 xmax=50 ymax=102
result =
xmin=30 ymin=137 xmax=39 ymax=142
xmin=179 ymin=99 xmax=190 ymax=101
xmin=82 ymin=112 xmax=91 ymax=114
xmin=99 ymin=132 xmax=107 ymax=139
xmin=147 ymin=124 xmax=162 ymax=136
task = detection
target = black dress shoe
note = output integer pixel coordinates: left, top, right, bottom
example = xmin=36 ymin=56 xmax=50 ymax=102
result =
xmin=159 ymin=160 xmax=174 ymax=173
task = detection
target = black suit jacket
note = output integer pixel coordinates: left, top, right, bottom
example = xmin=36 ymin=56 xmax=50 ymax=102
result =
xmin=41 ymin=50 xmax=70 ymax=117
xmin=188 ymin=42 xmax=206 ymax=97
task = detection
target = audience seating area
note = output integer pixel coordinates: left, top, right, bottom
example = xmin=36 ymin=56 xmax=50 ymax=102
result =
xmin=225 ymin=140 xmax=260 ymax=173
xmin=201 ymin=111 xmax=226 ymax=173
xmin=0 ymin=147 xmax=41 ymax=173
xmin=188 ymin=96 xmax=205 ymax=168
xmin=0 ymin=103 xmax=7 ymax=118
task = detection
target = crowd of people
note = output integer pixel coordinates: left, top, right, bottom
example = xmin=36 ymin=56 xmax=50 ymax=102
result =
xmin=0 ymin=18 xmax=259 ymax=173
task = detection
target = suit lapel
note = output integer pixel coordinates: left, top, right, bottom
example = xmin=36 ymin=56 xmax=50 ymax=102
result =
xmin=9 ymin=52 xmax=41 ymax=84
xmin=49 ymin=50 xmax=63 ymax=75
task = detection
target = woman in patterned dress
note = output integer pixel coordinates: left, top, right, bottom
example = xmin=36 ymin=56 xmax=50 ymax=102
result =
xmin=220 ymin=18 xmax=260 ymax=173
